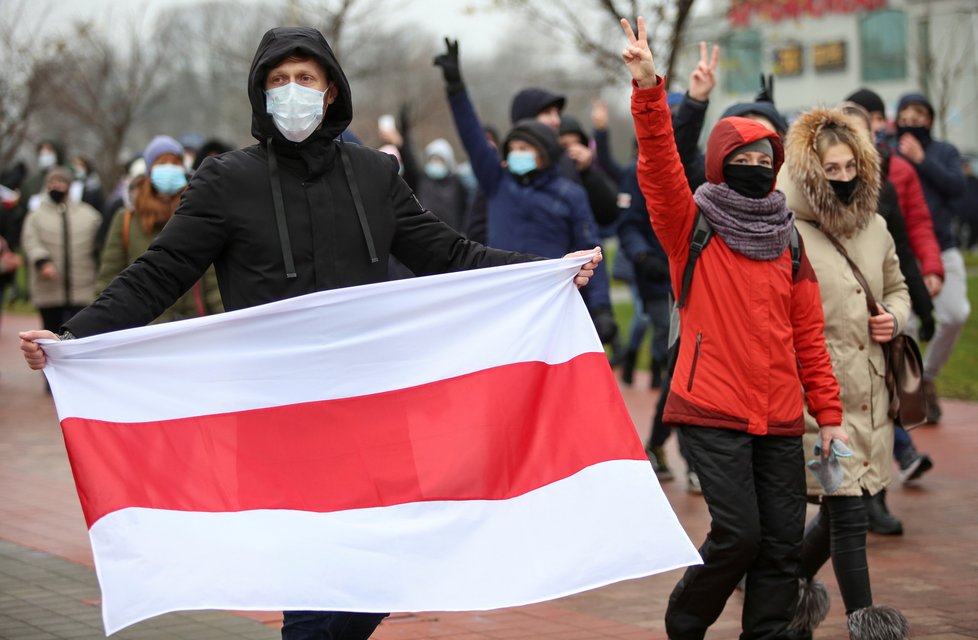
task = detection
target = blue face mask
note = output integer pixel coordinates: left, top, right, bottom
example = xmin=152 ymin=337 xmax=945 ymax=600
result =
xmin=506 ymin=150 xmax=537 ymax=176
xmin=425 ymin=161 xmax=449 ymax=180
xmin=151 ymin=164 xmax=188 ymax=195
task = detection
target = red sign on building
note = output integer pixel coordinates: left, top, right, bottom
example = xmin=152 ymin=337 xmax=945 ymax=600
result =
xmin=728 ymin=0 xmax=887 ymax=26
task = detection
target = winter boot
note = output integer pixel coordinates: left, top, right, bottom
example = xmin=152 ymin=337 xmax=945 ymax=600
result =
xmin=788 ymin=578 xmax=830 ymax=633
xmin=650 ymin=358 xmax=664 ymax=389
xmin=620 ymin=350 xmax=638 ymax=386
xmin=922 ymin=378 xmax=942 ymax=424
xmin=863 ymin=489 xmax=903 ymax=536
xmin=649 ymin=446 xmax=674 ymax=481
xmin=847 ymin=605 xmax=910 ymax=640
xmin=898 ymin=448 xmax=934 ymax=484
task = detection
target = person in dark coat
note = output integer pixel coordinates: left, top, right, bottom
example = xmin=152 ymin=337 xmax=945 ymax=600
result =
xmin=434 ymin=38 xmax=618 ymax=346
xmin=895 ymin=92 xmax=971 ymax=425
xmin=952 ymin=155 xmax=978 ymax=249
xmin=19 ymin=26 xmax=603 ymax=640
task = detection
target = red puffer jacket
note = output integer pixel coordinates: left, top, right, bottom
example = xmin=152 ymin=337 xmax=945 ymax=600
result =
xmin=887 ymin=154 xmax=944 ymax=279
xmin=631 ymin=79 xmax=842 ymax=436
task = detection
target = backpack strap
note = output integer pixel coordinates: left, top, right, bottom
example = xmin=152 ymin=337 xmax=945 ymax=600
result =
xmin=121 ymin=208 xmax=134 ymax=258
xmin=676 ymin=211 xmax=713 ymax=309
xmin=789 ymin=226 xmax=801 ymax=277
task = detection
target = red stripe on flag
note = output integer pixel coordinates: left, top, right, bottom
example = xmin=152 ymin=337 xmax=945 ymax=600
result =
xmin=62 ymin=353 xmax=642 ymax=528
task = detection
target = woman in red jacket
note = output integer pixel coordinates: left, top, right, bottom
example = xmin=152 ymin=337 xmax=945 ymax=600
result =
xmin=621 ymin=17 xmax=846 ymax=639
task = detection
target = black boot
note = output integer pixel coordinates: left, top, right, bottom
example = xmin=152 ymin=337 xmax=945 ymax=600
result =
xmin=650 ymin=358 xmax=664 ymax=389
xmin=863 ymin=489 xmax=903 ymax=536
xmin=620 ymin=350 xmax=637 ymax=386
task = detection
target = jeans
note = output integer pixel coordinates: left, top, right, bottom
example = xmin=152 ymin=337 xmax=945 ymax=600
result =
xmin=281 ymin=611 xmax=388 ymax=640
xmin=665 ymin=427 xmax=806 ymax=640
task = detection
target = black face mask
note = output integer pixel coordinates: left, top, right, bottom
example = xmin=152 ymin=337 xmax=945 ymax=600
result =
xmin=48 ymin=189 xmax=68 ymax=204
xmin=896 ymin=125 xmax=931 ymax=147
xmin=829 ymin=176 xmax=860 ymax=205
xmin=722 ymin=164 xmax=775 ymax=199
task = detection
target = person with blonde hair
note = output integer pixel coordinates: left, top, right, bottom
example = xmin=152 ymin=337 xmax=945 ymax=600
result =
xmin=780 ymin=106 xmax=911 ymax=637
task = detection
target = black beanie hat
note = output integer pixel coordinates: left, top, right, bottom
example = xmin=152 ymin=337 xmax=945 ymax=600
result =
xmin=846 ymin=88 xmax=886 ymax=116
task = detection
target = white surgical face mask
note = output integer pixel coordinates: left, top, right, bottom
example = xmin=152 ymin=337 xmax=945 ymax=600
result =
xmin=38 ymin=150 xmax=57 ymax=170
xmin=265 ymin=82 xmax=330 ymax=143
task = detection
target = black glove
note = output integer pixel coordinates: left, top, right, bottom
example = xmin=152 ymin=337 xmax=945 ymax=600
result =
xmin=591 ymin=307 xmax=619 ymax=345
xmin=919 ymin=313 xmax=936 ymax=342
xmin=636 ymin=253 xmax=669 ymax=282
xmin=756 ymin=74 xmax=775 ymax=103
xmin=398 ymin=103 xmax=411 ymax=139
xmin=433 ymin=38 xmax=464 ymax=95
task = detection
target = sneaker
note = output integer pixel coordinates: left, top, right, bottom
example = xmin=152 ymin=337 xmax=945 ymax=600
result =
xmin=899 ymin=453 xmax=933 ymax=484
xmin=687 ymin=470 xmax=702 ymax=494
xmin=648 ymin=446 xmax=674 ymax=481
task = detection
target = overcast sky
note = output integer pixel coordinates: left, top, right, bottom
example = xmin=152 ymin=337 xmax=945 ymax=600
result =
xmin=25 ymin=0 xmax=519 ymax=59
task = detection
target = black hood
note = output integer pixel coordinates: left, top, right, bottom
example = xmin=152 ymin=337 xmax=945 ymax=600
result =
xmin=719 ymin=101 xmax=788 ymax=137
xmin=502 ymin=119 xmax=562 ymax=168
xmin=248 ymin=26 xmax=353 ymax=146
xmin=558 ymin=115 xmax=589 ymax=145
xmin=509 ymin=87 xmax=566 ymax=125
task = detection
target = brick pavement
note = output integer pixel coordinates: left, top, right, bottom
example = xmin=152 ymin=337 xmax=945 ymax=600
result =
xmin=2 ymin=311 xmax=977 ymax=639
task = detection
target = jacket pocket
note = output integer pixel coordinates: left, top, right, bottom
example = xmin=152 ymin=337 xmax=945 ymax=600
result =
xmin=687 ymin=331 xmax=703 ymax=393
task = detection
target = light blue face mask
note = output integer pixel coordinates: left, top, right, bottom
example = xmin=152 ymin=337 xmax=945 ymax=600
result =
xmin=506 ymin=150 xmax=537 ymax=176
xmin=425 ymin=160 xmax=449 ymax=180
xmin=150 ymin=164 xmax=188 ymax=195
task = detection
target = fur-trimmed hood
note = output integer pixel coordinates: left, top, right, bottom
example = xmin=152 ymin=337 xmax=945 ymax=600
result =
xmin=782 ymin=108 xmax=880 ymax=238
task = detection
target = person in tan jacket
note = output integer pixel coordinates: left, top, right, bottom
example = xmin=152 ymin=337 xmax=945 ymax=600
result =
xmin=780 ymin=107 xmax=911 ymax=637
xmin=21 ymin=166 xmax=101 ymax=335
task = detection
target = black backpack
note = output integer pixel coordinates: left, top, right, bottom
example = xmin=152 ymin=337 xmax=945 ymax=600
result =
xmin=666 ymin=212 xmax=802 ymax=375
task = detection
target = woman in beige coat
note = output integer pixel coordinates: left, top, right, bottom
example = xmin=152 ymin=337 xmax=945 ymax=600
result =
xmin=780 ymin=108 xmax=910 ymax=637
xmin=21 ymin=166 xmax=101 ymax=335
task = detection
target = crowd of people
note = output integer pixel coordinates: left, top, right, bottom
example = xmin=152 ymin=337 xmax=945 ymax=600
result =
xmin=3 ymin=14 xmax=976 ymax=640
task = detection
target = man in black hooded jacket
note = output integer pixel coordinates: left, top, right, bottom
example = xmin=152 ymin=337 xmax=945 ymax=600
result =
xmin=20 ymin=26 xmax=602 ymax=640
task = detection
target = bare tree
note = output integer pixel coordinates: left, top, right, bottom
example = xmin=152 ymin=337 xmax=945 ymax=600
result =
xmin=34 ymin=15 xmax=179 ymax=184
xmin=913 ymin=7 xmax=977 ymax=139
xmin=490 ymin=0 xmax=696 ymax=89
xmin=0 ymin=0 xmax=48 ymax=169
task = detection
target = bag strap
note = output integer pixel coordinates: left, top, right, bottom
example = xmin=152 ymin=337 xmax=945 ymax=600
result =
xmin=121 ymin=208 xmax=133 ymax=258
xmin=821 ymin=229 xmax=879 ymax=317
xmin=676 ymin=211 xmax=713 ymax=309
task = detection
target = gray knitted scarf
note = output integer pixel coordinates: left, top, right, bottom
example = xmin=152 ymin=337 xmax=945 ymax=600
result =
xmin=693 ymin=182 xmax=795 ymax=261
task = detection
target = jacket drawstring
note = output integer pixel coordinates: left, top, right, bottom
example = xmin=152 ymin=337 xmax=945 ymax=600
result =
xmin=337 ymin=142 xmax=379 ymax=264
xmin=266 ymin=138 xmax=298 ymax=279
xmin=265 ymin=138 xmax=380 ymax=278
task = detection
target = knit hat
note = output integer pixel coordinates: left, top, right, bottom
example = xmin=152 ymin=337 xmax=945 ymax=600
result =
xmin=143 ymin=135 xmax=184 ymax=170
xmin=503 ymin=119 xmax=562 ymax=167
xmin=720 ymin=101 xmax=788 ymax=136
xmin=845 ymin=88 xmax=886 ymax=116
xmin=44 ymin=165 xmax=72 ymax=186
xmin=724 ymin=138 xmax=773 ymax=165
xmin=510 ymin=88 xmax=566 ymax=124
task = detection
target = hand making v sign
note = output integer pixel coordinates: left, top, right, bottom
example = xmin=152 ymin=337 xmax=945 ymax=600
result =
xmin=619 ymin=17 xmax=657 ymax=89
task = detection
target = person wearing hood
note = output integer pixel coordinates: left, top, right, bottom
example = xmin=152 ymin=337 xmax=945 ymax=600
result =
xmin=435 ymin=38 xmax=617 ymax=346
xmin=377 ymin=108 xmax=469 ymax=234
xmin=838 ymin=101 xmax=935 ymax=535
xmin=510 ymin=88 xmax=620 ymax=228
xmin=18 ymin=26 xmax=603 ymax=640
xmin=621 ymin=18 xmax=844 ymax=639
xmin=97 ymin=135 xmax=223 ymax=324
xmin=19 ymin=166 xmax=102 ymax=341
xmin=894 ymin=91 xmax=970 ymax=425
xmin=779 ymin=106 xmax=910 ymax=636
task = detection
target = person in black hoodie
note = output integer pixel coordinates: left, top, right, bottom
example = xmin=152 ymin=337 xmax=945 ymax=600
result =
xmin=19 ymin=26 xmax=603 ymax=640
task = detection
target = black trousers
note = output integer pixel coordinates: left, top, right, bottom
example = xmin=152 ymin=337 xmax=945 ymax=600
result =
xmin=800 ymin=496 xmax=872 ymax=614
xmin=665 ymin=426 xmax=806 ymax=640
xmin=281 ymin=611 xmax=388 ymax=640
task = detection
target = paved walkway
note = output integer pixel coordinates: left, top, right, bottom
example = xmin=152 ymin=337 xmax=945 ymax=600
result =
xmin=1 ymin=311 xmax=976 ymax=639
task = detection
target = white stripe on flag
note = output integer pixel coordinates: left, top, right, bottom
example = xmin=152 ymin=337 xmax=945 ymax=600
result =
xmin=92 ymin=461 xmax=699 ymax=635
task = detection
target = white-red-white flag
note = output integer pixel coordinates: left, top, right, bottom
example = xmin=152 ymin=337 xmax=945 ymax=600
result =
xmin=42 ymin=257 xmax=700 ymax=634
